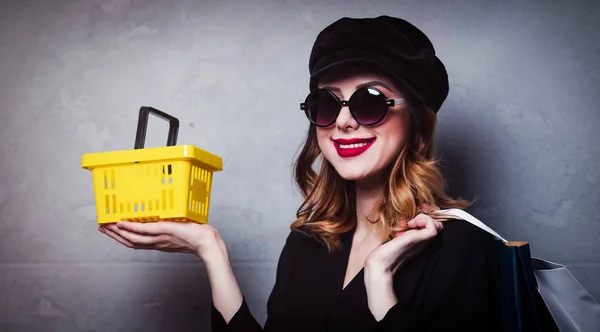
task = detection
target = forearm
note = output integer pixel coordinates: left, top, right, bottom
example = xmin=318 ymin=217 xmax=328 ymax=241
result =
xmin=364 ymin=266 xmax=398 ymax=321
xmin=202 ymin=247 xmax=244 ymax=323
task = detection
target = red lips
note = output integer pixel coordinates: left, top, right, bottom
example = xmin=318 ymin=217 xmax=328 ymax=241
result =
xmin=332 ymin=137 xmax=376 ymax=158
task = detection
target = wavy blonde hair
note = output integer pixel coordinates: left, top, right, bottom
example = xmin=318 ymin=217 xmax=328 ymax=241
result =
xmin=290 ymin=97 xmax=469 ymax=252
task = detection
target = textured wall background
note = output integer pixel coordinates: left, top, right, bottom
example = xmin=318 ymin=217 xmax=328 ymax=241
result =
xmin=0 ymin=0 xmax=599 ymax=331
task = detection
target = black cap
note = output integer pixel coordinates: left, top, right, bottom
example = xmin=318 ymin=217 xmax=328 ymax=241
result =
xmin=308 ymin=16 xmax=448 ymax=112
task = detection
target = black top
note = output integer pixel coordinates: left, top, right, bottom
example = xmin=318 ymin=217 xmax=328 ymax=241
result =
xmin=211 ymin=219 xmax=501 ymax=331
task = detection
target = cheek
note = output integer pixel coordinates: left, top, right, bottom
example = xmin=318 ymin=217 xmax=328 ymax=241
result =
xmin=390 ymin=128 xmax=408 ymax=148
xmin=375 ymin=117 xmax=410 ymax=166
xmin=378 ymin=133 xmax=405 ymax=165
xmin=381 ymin=114 xmax=409 ymax=148
xmin=316 ymin=128 xmax=332 ymax=153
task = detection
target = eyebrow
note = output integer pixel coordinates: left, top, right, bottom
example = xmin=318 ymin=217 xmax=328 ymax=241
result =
xmin=321 ymin=80 xmax=394 ymax=93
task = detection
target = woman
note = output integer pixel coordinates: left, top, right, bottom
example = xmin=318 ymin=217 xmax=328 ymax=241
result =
xmin=99 ymin=16 xmax=500 ymax=331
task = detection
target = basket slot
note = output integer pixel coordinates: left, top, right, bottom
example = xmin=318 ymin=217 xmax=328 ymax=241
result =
xmin=161 ymin=163 xmax=173 ymax=185
xmin=206 ymin=172 xmax=212 ymax=193
xmin=104 ymin=169 xmax=117 ymax=189
xmin=103 ymin=170 xmax=117 ymax=190
xmin=156 ymin=189 xmax=175 ymax=210
xmin=104 ymin=194 xmax=118 ymax=214
xmin=169 ymin=189 xmax=174 ymax=209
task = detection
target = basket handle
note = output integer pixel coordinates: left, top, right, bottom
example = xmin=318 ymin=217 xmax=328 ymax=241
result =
xmin=134 ymin=106 xmax=179 ymax=149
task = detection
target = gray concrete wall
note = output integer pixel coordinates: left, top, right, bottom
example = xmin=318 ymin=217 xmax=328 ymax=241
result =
xmin=0 ymin=0 xmax=598 ymax=331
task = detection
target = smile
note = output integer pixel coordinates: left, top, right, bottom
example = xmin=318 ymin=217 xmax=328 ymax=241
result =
xmin=339 ymin=142 xmax=370 ymax=149
xmin=332 ymin=137 xmax=376 ymax=158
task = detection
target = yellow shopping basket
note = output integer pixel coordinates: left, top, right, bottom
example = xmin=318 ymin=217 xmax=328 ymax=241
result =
xmin=81 ymin=107 xmax=223 ymax=224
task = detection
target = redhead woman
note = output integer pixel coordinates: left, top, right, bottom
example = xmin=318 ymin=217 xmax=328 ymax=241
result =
xmin=99 ymin=16 xmax=500 ymax=331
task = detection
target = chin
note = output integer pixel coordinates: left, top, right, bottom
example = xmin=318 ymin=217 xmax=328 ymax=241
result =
xmin=336 ymin=169 xmax=370 ymax=181
xmin=329 ymin=160 xmax=382 ymax=182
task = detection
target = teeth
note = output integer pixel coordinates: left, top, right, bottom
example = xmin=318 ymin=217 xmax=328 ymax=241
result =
xmin=339 ymin=142 xmax=369 ymax=149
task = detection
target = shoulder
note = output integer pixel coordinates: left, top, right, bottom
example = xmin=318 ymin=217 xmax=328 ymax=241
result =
xmin=279 ymin=228 xmax=318 ymax=256
xmin=440 ymin=218 xmax=497 ymax=245
xmin=274 ymin=229 xmax=320 ymax=274
xmin=285 ymin=228 xmax=314 ymax=246
xmin=434 ymin=218 xmax=499 ymax=263
xmin=404 ymin=218 xmax=501 ymax=289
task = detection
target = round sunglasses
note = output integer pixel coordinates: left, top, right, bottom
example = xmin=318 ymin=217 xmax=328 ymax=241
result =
xmin=300 ymin=86 xmax=406 ymax=127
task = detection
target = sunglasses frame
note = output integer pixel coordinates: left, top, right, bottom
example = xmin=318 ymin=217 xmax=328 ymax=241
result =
xmin=300 ymin=86 xmax=406 ymax=127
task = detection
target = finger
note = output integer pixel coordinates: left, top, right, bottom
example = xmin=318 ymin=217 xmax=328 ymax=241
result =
xmin=433 ymin=220 xmax=444 ymax=232
xmin=109 ymin=224 xmax=161 ymax=246
xmin=387 ymin=228 xmax=426 ymax=248
xmin=423 ymin=219 xmax=443 ymax=236
xmin=407 ymin=214 xmax=430 ymax=228
xmin=421 ymin=203 xmax=433 ymax=213
xmin=421 ymin=203 xmax=440 ymax=213
xmin=408 ymin=215 xmax=439 ymax=238
xmin=100 ymin=224 xmax=135 ymax=248
xmin=116 ymin=221 xmax=173 ymax=236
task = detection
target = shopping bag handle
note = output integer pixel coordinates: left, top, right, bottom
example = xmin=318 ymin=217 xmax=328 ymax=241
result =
xmin=134 ymin=106 xmax=179 ymax=149
xmin=436 ymin=209 xmax=508 ymax=243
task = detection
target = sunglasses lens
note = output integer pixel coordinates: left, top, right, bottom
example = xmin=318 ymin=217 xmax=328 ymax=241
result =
xmin=304 ymin=90 xmax=339 ymax=126
xmin=348 ymin=87 xmax=388 ymax=125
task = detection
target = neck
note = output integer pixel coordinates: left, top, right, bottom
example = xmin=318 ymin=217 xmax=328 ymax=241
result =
xmin=354 ymin=174 xmax=386 ymax=237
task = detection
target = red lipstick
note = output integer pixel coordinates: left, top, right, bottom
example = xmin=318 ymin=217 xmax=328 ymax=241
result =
xmin=333 ymin=137 xmax=376 ymax=158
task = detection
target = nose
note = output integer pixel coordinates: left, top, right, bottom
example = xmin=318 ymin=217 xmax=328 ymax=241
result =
xmin=335 ymin=103 xmax=359 ymax=130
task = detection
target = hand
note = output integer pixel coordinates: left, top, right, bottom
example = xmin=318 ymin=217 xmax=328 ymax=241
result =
xmin=98 ymin=221 xmax=226 ymax=259
xmin=363 ymin=204 xmax=444 ymax=321
xmin=365 ymin=204 xmax=444 ymax=275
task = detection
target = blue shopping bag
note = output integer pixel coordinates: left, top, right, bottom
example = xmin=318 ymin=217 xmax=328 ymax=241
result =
xmin=437 ymin=209 xmax=600 ymax=332
xmin=497 ymin=240 xmax=558 ymax=331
